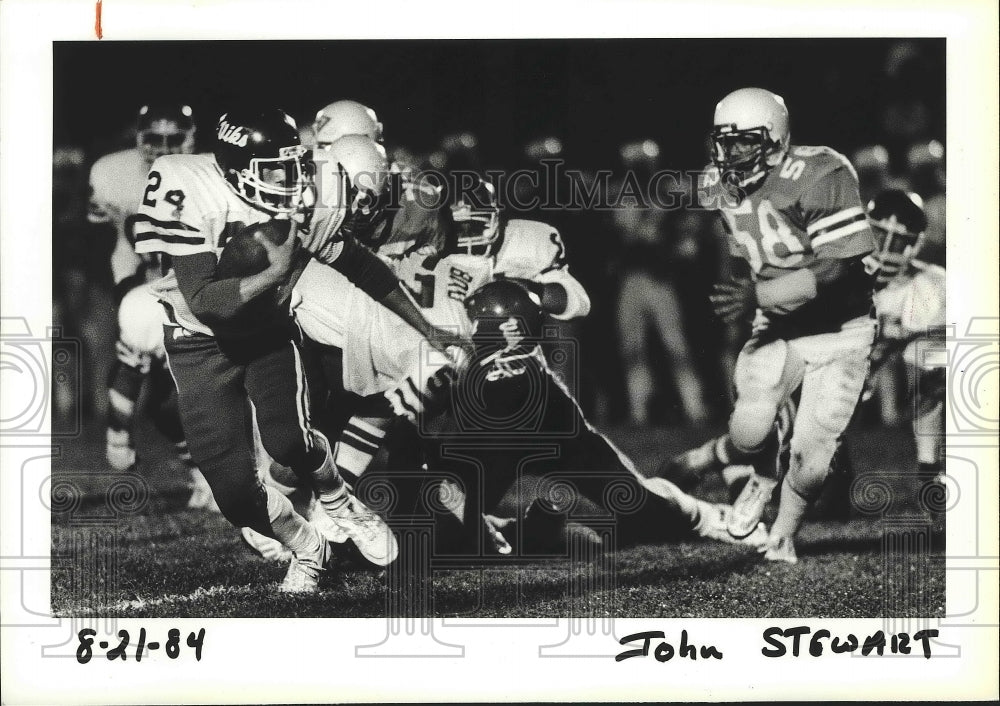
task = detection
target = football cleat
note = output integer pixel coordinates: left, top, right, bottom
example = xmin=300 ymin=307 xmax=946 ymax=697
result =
xmin=760 ymin=534 xmax=799 ymax=564
xmin=321 ymin=491 xmax=398 ymax=567
xmin=727 ymin=472 xmax=779 ymax=540
xmin=656 ymin=437 xmax=724 ymax=491
xmin=241 ymin=527 xmax=293 ymax=563
xmin=279 ymin=537 xmax=333 ymax=594
xmin=694 ymin=501 xmax=768 ymax=548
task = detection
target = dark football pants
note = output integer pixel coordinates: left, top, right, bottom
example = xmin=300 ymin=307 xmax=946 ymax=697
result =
xmin=163 ymin=324 xmax=323 ymax=532
xmin=422 ymin=372 xmax=694 ymax=553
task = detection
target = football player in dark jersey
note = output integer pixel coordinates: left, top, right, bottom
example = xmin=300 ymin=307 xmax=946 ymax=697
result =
xmin=700 ymin=87 xmax=878 ymax=562
xmin=387 ymin=279 xmax=768 ymax=555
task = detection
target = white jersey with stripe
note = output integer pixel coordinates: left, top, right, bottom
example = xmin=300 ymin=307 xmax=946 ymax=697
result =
xmin=393 ymin=218 xmax=591 ymax=334
xmin=874 ymin=260 xmax=946 ymax=368
xmin=132 ymin=153 xmax=274 ymax=336
xmin=87 ymin=148 xmax=150 ymax=284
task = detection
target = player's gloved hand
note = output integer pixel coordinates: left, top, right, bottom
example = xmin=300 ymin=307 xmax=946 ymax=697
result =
xmin=106 ymin=428 xmax=137 ymax=471
xmin=710 ymin=277 xmax=759 ymax=324
xmin=385 ymin=367 xmax=455 ymax=424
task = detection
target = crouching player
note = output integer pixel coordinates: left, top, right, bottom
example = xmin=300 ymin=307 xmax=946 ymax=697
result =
xmin=387 ymin=279 xmax=768 ymax=555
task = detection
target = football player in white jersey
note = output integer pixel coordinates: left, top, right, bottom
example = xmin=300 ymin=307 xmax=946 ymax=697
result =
xmin=867 ymin=190 xmax=946 ymax=511
xmin=89 ymin=104 xmax=197 ymax=286
xmin=132 ymin=107 xmax=463 ymax=591
xmin=91 ymin=104 xmax=216 ymax=509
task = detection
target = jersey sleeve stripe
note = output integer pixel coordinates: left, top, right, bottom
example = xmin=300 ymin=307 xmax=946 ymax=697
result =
xmin=134 ymin=231 xmax=206 ymax=246
xmin=811 ymin=219 xmax=869 ymax=248
xmin=130 ymin=214 xmax=201 ymax=232
xmin=806 ymin=206 xmax=865 ymax=236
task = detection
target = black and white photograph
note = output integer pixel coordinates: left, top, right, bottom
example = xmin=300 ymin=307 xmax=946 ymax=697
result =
xmin=1 ymin=0 xmax=997 ymax=703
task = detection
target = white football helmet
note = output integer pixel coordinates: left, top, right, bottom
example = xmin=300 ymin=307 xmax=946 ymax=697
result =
xmin=313 ymin=100 xmax=383 ymax=149
xmin=310 ymin=134 xmax=391 ymax=248
xmin=137 ymin=103 xmax=196 ymax=165
xmin=711 ymin=88 xmax=790 ymax=182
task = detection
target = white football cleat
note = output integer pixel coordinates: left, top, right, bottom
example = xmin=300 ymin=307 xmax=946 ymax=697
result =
xmin=241 ymin=527 xmax=292 ymax=563
xmin=694 ymin=501 xmax=768 ymax=548
xmin=760 ymin=534 xmax=799 ymax=564
xmin=728 ymin=472 xmax=778 ymax=539
xmin=321 ymin=491 xmax=399 ymax=567
xmin=280 ymin=536 xmax=333 ymax=593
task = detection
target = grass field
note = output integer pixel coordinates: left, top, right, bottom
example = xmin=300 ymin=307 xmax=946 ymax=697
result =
xmin=51 ymin=421 xmax=945 ymax=619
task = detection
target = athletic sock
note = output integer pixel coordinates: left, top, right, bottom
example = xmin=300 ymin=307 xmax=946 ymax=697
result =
xmin=769 ymin=478 xmax=810 ymax=540
xmin=264 ymin=486 xmax=322 ymax=557
xmin=335 ymin=417 xmax=388 ymax=486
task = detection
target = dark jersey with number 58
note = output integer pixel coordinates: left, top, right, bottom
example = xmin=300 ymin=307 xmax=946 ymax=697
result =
xmin=701 ymin=145 xmax=877 ymax=333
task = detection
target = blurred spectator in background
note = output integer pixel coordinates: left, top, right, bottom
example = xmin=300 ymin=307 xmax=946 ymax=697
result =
xmin=612 ymin=140 xmax=708 ymax=426
xmin=906 ymin=140 xmax=946 ymax=266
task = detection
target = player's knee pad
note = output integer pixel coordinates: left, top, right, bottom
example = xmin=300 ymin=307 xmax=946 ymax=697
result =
xmin=729 ymin=400 xmax=782 ymax=453
xmin=117 ymin=285 xmax=166 ymax=359
xmin=787 ymin=416 xmax=841 ymax=499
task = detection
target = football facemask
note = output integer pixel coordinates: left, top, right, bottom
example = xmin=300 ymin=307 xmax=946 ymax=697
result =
xmin=451 ymin=180 xmax=500 ymax=256
xmin=234 ymin=145 xmax=308 ymax=214
xmin=137 ymin=104 xmax=196 ymax=164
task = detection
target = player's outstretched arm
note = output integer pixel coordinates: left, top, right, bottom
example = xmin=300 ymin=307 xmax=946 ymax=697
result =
xmin=326 ymin=239 xmax=468 ymax=354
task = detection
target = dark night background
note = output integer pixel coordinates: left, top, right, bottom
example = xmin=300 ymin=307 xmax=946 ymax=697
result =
xmin=54 ymin=39 xmax=944 ymax=170
xmin=52 ymin=38 xmax=946 ymax=426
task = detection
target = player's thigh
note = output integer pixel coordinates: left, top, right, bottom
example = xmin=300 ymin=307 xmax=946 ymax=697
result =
xmin=244 ymin=337 xmax=313 ymax=464
xmin=163 ymin=332 xmax=254 ymax=477
xmin=791 ymin=351 xmax=870 ymax=475
xmin=730 ymin=338 xmax=805 ymax=449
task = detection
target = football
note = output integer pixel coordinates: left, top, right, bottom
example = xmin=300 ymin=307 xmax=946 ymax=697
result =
xmin=216 ymin=219 xmax=292 ymax=278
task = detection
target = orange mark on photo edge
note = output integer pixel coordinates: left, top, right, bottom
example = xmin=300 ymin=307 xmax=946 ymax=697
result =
xmin=95 ymin=0 xmax=103 ymax=40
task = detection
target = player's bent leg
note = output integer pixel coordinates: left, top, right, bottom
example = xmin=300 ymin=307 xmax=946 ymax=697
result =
xmin=767 ymin=347 xmax=870 ymax=557
xmin=729 ymin=339 xmax=803 ymax=454
xmin=726 ymin=340 xmax=804 ymax=538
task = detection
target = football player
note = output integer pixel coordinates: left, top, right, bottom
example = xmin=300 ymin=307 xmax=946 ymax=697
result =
xmin=390 ymin=279 xmax=767 ymax=553
xmin=89 ymin=103 xmax=197 ymax=287
xmin=91 ymin=104 xmax=215 ymax=509
xmin=132 ymin=107 xmax=453 ymax=591
xmin=701 ymin=87 xmax=878 ymax=563
xmin=657 ymin=189 xmax=946 ymax=530
xmin=313 ymin=100 xmax=384 ymax=149
xmin=867 ymin=189 xmax=946 ymax=510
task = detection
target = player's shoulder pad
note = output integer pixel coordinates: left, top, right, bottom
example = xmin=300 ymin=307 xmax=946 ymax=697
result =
xmin=787 ymin=145 xmax=859 ymax=186
xmin=911 ymin=259 xmax=946 ymax=285
xmin=90 ymin=148 xmax=143 ymax=183
xmin=149 ymin=152 xmax=217 ymax=181
xmin=504 ymin=218 xmax=561 ymax=243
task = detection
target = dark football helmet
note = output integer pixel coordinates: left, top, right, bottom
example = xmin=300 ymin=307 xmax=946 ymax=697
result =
xmin=450 ymin=177 xmax=500 ymax=256
xmin=137 ymin=103 xmax=196 ymax=165
xmin=213 ymin=108 xmax=307 ymax=214
xmin=867 ymin=189 xmax=927 ymax=284
xmin=465 ymin=279 xmax=544 ymax=356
